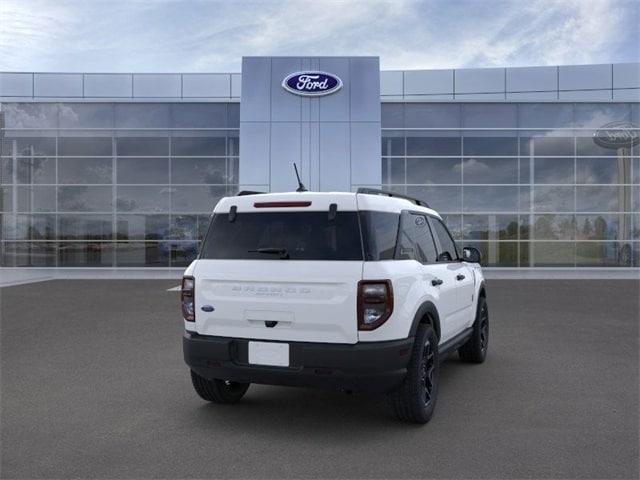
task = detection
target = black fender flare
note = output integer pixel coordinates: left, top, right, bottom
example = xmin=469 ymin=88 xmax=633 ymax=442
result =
xmin=478 ymin=280 xmax=487 ymax=299
xmin=408 ymin=301 xmax=441 ymax=341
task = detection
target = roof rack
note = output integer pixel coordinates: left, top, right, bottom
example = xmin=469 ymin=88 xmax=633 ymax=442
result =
xmin=236 ymin=190 xmax=266 ymax=196
xmin=356 ymin=188 xmax=430 ymax=208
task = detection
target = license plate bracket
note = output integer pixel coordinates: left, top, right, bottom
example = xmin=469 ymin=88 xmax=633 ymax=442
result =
xmin=248 ymin=341 xmax=290 ymax=367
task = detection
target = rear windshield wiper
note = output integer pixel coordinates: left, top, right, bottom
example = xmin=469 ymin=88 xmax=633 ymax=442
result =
xmin=248 ymin=247 xmax=290 ymax=259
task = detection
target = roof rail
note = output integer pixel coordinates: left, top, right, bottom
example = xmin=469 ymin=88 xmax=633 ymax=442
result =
xmin=356 ymin=188 xmax=430 ymax=208
xmin=236 ymin=190 xmax=266 ymax=196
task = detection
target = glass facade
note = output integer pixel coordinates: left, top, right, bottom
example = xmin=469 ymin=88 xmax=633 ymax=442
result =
xmin=0 ymin=102 xmax=239 ymax=267
xmin=1 ymin=100 xmax=638 ymax=268
xmin=382 ymin=103 xmax=640 ymax=267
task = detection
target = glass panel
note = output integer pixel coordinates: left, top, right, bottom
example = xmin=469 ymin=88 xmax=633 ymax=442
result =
xmin=576 ymin=157 xmax=631 ymax=184
xmin=1 ymin=242 xmax=57 ymax=267
xmin=170 ymin=215 xmax=198 ymax=240
xmin=171 ymin=186 xmax=226 ymax=212
xmin=576 ymin=185 xmax=631 ymax=212
xmin=463 ymin=104 xmax=517 ymax=128
xmin=533 ymin=186 xmax=574 ymax=212
xmin=519 ymin=215 xmax=531 ymax=239
xmin=58 ymin=137 xmax=112 ymax=156
xmin=518 ymin=104 xmax=573 ymax=129
xmin=405 ymin=104 xmax=460 ymax=128
xmin=576 ymin=242 xmax=631 ymax=267
xmin=2 ymin=103 xmax=58 ymax=128
xmin=463 ymin=137 xmax=518 ymax=156
xmin=171 ymin=104 xmax=227 ymax=128
xmin=533 ymin=214 xmax=575 ymax=240
xmin=227 ymin=132 xmax=239 ymax=157
xmin=58 ymin=158 xmax=112 ymax=184
xmin=116 ymin=157 xmax=169 ymax=184
xmin=58 ymin=214 xmax=113 ymax=240
xmin=406 ymin=186 xmax=462 ymax=213
xmin=115 ymin=242 xmax=170 ymax=267
xmin=17 ymin=157 xmax=55 ymax=184
xmin=632 ymin=157 xmax=639 ymax=184
xmin=228 ymin=104 xmax=240 ymax=127
xmin=533 ymin=158 xmax=574 ymax=184
xmin=1 ymin=158 xmax=12 ymax=183
xmin=58 ymin=186 xmax=112 ymax=212
xmin=463 ymin=187 xmax=519 ymax=212
xmin=406 ymin=158 xmax=461 ymax=184
xmin=4 ymin=214 xmax=55 ymax=240
xmin=227 ymin=157 xmax=239 ymax=184
xmin=2 ymin=137 xmax=56 ymax=156
xmin=441 ymin=214 xmax=462 ymax=240
xmin=197 ymin=215 xmax=211 ymax=240
xmin=382 ymin=157 xmax=405 ymax=184
xmin=523 ymin=136 xmax=574 ymax=156
xmin=1 ymin=186 xmax=12 ymax=211
xmin=406 ymin=135 xmax=461 ymax=156
xmin=574 ymin=104 xmax=631 ymax=128
xmin=462 ymin=158 xmax=518 ymax=184
xmin=17 ymin=186 xmax=56 ymax=212
xmin=463 ymin=215 xmax=518 ymax=240
xmin=116 ymin=186 xmax=170 ymax=213
xmin=114 ymin=104 xmax=171 ymax=128
xmin=576 ymin=214 xmax=629 ymax=241
xmin=171 ymin=158 xmax=227 ymax=184
xmin=634 ymin=214 xmax=640 ymax=240
xmin=170 ymin=242 xmax=199 ymax=267
xmin=58 ymin=103 xmax=113 ymax=128
xmin=381 ymin=103 xmax=403 ymax=128
xmin=532 ymin=242 xmax=575 ymax=266
xmin=520 ymin=157 xmax=530 ymax=184
xmin=171 ymin=136 xmax=226 ymax=156
xmin=464 ymin=241 xmax=518 ymax=267
xmin=58 ymin=242 xmax=114 ymax=267
xmin=381 ymin=132 xmax=404 ymax=156
xmin=116 ymin=214 xmax=169 ymax=240
xmin=576 ymin=136 xmax=624 ymax=156
xmin=116 ymin=137 xmax=168 ymax=156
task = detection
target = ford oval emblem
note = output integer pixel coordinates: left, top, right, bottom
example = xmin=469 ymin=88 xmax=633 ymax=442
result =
xmin=593 ymin=121 xmax=639 ymax=149
xmin=282 ymin=71 xmax=343 ymax=97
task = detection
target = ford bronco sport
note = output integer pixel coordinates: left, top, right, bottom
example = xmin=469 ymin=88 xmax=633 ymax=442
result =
xmin=182 ymin=188 xmax=488 ymax=423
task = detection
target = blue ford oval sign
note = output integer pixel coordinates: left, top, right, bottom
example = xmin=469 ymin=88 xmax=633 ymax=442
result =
xmin=282 ymin=71 xmax=343 ymax=97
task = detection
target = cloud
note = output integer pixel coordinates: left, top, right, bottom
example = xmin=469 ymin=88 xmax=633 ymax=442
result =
xmin=0 ymin=0 xmax=637 ymax=73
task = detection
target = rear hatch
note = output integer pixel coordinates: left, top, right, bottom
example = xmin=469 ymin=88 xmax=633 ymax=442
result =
xmin=193 ymin=193 xmax=363 ymax=344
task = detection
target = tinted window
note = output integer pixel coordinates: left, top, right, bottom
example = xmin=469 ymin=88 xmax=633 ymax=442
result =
xmin=201 ymin=212 xmax=363 ymax=261
xmin=396 ymin=213 xmax=437 ymax=263
xmin=359 ymin=211 xmax=399 ymax=261
xmin=429 ymin=217 xmax=458 ymax=261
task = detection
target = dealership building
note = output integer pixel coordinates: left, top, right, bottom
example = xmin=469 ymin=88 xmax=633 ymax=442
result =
xmin=0 ymin=57 xmax=639 ymax=272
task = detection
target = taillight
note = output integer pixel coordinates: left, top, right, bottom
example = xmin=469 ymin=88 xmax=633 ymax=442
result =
xmin=357 ymin=280 xmax=393 ymax=330
xmin=182 ymin=276 xmax=195 ymax=322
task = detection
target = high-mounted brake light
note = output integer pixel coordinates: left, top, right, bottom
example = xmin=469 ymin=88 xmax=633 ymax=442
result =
xmin=357 ymin=280 xmax=393 ymax=330
xmin=181 ymin=276 xmax=195 ymax=322
xmin=254 ymin=201 xmax=312 ymax=208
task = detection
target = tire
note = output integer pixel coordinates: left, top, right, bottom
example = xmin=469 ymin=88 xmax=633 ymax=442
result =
xmin=190 ymin=370 xmax=250 ymax=404
xmin=458 ymin=296 xmax=489 ymax=363
xmin=387 ymin=323 xmax=439 ymax=424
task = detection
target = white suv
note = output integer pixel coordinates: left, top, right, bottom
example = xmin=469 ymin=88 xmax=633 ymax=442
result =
xmin=182 ymin=188 xmax=488 ymax=423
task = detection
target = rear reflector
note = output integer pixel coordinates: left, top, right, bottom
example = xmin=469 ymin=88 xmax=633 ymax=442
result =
xmin=254 ymin=201 xmax=312 ymax=208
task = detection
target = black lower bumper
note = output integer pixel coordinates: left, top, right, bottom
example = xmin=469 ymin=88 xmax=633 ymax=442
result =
xmin=183 ymin=332 xmax=414 ymax=393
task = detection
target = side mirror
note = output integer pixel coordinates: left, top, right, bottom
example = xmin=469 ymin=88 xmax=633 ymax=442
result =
xmin=462 ymin=246 xmax=482 ymax=264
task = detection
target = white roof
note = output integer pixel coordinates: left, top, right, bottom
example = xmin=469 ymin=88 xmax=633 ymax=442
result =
xmin=213 ymin=191 xmax=441 ymax=218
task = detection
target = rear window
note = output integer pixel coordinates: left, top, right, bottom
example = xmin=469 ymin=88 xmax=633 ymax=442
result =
xmin=200 ymin=211 xmax=363 ymax=260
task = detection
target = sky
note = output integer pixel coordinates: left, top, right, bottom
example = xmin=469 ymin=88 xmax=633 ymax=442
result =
xmin=0 ymin=0 xmax=638 ymax=73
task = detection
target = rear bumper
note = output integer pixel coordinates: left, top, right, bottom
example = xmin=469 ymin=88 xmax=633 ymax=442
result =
xmin=183 ymin=332 xmax=414 ymax=393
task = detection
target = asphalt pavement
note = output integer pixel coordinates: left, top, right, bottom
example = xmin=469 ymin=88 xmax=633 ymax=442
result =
xmin=1 ymin=279 xmax=638 ymax=479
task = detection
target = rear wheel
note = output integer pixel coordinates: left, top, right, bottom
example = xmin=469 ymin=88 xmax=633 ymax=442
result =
xmin=387 ymin=323 xmax=439 ymax=424
xmin=458 ymin=296 xmax=489 ymax=363
xmin=190 ymin=370 xmax=250 ymax=404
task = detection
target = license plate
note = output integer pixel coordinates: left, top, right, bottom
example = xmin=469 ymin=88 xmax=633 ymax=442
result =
xmin=248 ymin=341 xmax=289 ymax=367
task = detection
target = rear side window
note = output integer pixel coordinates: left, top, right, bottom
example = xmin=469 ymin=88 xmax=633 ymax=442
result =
xmin=396 ymin=212 xmax=438 ymax=263
xmin=429 ymin=217 xmax=459 ymax=261
xmin=359 ymin=211 xmax=400 ymax=261
xmin=200 ymin=211 xmax=363 ymax=260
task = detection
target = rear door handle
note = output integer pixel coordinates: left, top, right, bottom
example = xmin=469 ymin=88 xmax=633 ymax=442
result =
xmin=456 ymin=274 xmax=466 ymax=281
xmin=431 ymin=278 xmax=443 ymax=286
